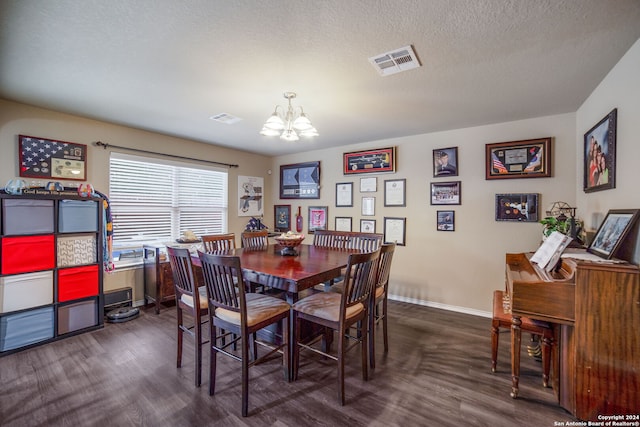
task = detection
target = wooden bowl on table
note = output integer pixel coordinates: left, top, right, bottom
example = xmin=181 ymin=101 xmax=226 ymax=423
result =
xmin=274 ymin=234 xmax=305 ymax=256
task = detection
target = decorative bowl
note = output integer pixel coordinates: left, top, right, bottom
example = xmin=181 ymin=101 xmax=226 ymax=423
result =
xmin=274 ymin=234 xmax=305 ymax=255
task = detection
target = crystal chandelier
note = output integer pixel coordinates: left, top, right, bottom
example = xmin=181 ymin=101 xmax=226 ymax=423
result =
xmin=260 ymin=92 xmax=318 ymax=141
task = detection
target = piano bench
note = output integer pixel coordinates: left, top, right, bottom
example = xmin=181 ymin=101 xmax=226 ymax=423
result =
xmin=490 ymin=290 xmax=553 ymax=388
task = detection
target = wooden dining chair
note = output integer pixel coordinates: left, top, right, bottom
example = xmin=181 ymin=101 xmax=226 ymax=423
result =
xmin=491 ymin=289 xmax=553 ymax=389
xmin=166 ymin=246 xmax=209 ymax=387
xmin=292 ymin=249 xmax=380 ymax=405
xmin=202 ymin=233 xmax=236 ymax=252
xmin=368 ymin=242 xmax=395 ymax=369
xmin=240 ymin=230 xmax=269 ymax=250
xmin=198 ymin=250 xmax=290 ymax=417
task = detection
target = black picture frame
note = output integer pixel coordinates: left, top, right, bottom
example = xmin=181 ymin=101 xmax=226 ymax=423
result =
xmin=335 ymin=216 xmax=352 ymax=232
xmin=587 ymin=209 xmax=639 ymax=259
xmin=430 ymin=181 xmax=461 ymax=205
xmin=335 ymin=182 xmax=353 ymax=207
xmin=280 ymin=161 xmax=320 ymax=199
xmin=360 ymin=219 xmax=376 ymax=233
xmin=274 ymin=204 xmax=291 ymax=232
xmin=433 ymin=147 xmax=458 ymax=177
xmin=485 ymin=137 xmax=552 ymax=180
xmin=583 ymin=108 xmax=617 ymax=193
xmin=437 ymin=210 xmax=455 ymax=231
xmin=308 ymin=206 xmax=328 ymax=232
xmin=18 ymin=134 xmax=88 ymax=181
xmin=383 ymin=217 xmax=406 ymax=246
xmin=495 ymin=193 xmax=539 ymax=222
xmin=384 ymin=178 xmax=406 ymax=207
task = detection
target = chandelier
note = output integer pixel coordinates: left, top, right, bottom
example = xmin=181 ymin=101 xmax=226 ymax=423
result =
xmin=260 ymin=92 xmax=318 ymax=141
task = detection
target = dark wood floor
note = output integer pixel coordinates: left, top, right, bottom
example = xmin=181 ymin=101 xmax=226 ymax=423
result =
xmin=0 ymin=301 xmax=576 ymax=426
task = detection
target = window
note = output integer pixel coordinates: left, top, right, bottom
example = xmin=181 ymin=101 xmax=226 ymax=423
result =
xmin=109 ymin=153 xmax=228 ymax=248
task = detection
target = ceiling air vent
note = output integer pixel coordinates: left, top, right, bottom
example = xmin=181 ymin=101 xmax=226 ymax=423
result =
xmin=368 ymin=45 xmax=421 ymax=77
xmin=209 ymin=113 xmax=242 ymax=124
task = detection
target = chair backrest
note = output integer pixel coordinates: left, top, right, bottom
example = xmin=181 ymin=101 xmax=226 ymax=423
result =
xmin=375 ymin=243 xmax=396 ymax=293
xmin=312 ymin=230 xmax=383 ymax=252
xmin=202 ymin=233 xmax=236 ymax=253
xmin=312 ymin=229 xmax=347 ymax=249
xmin=167 ymin=246 xmax=200 ymax=307
xmin=341 ymin=249 xmax=380 ymax=314
xmin=198 ymin=250 xmax=247 ymax=319
xmin=241 ymin=230 xmax=269 ymax=250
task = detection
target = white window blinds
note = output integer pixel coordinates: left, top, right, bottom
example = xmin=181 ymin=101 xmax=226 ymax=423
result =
xmin=109 ymin=153 xmax=228 ymax=247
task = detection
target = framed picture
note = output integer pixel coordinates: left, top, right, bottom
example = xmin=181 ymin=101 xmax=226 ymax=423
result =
xmin=280 ymin=161 xmax=320 ymax=199
xmin=335 ymin=182 xmax=353 ymax=207
xmin=238 ymin=175 xmax=264 ymax=217
xmin=274 ymin=204 xmax=291 ymax=232
xmin=18 ymin=134 xmax=87 ymax=181
xmin=384 ymin=217 xmax=406 ymax=246
xmin=430 ymin=181 xmax=461 ymax=205
xmin=360 ymin=219 xmax=376 ymax=233
xmin=437 ymin=210 xmax=455 ymax=231
xmin=433 ymin=147 xmax=458 ymax=177
xmin=384 ymin=179 xmax=406 ymax=207
xmin=308 ymin=206 xmax=328 ymax=232
xmin=485 ymin=137 xmax=552 ymax=180
xmin=584 ymin=108 xmax=617 ymax=193
xmin=343 ymin=147 xmax=396 ymax=175
xmin=495 ymin=193 xmax=539 ymax=222
xmin=362 ymin=197 xmax=375 ymax=216
xmin=588 ymin=209 xmax=639 ymax=259
xmin=360 ymin=177 xmax=377 ymax=192
xmin=335 ymin=216 xmax=352 ymax=232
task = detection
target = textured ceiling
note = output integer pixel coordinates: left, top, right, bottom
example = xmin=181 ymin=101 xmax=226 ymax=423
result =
xmin=1 ymin=0 xmax=639 ymax=156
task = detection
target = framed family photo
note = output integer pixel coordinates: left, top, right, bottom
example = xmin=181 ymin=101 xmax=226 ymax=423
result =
xmin=584 ymin=108 xmax=617 ymax=193
xmin=587 ymin=209 xmax=639 ymax=259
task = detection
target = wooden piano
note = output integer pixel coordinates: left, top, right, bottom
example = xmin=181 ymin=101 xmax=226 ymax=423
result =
xmin=505 ymin=251 xmax=639 ymax=421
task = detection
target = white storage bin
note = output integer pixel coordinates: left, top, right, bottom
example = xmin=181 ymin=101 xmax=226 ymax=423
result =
xmin=0 ymin=271 xmax=53 ymax=314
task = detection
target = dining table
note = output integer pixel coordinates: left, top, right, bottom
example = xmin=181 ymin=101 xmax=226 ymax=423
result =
xmin=191 ymin=243 xmax=356 ymax=378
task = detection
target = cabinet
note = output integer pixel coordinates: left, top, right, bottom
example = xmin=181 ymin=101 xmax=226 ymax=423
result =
xmin=143 ymin=244 xmax=175 ymax=314
xmin=0 ymin=192 xmax=103 ymax=355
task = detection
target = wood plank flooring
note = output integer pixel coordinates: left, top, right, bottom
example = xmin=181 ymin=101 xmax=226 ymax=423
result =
xmin=0 ymin=301 xmax=577 ymax=426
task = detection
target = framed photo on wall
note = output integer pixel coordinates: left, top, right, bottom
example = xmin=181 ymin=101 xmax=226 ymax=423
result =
xmin=343 ymin=147 xmax=396 ymax=175
xmin=584 ymin=108 xmax=617 ymax=193
xmin=587 ymin=209 xmax=639 ymax=259
xmin=308 ymin=206 xmax=328 ymax=232
xmin=335 ymin=182 xmax=353 ymax=207
xmin=384 ymin=217 xmax=406 ymax=246
xmin=495 ymin=193 xmax=539 ymax=222
xmin=433 ymin=147 xmax=458 ymax=177
xmin=437 ymin=210 xmax=455 ymax=231
xmin=280 ymin=161 xmax=320 ymax=199
xmin=18 ymin=134 xmax=87 ymax=181
xmin=360 ymin=219 xmax=376 ymax=233
xmin=335 ymin=216 xmax=352 ymax=232
xmin=485 ymin=137 xmax=552 ymax=180
xmin=384 ymin=178 xmax=406 ymax=207
xmin=430 ymin=181 xmax=461 ymax=205
xmin=274 ymin=204 xmax=291 ymax=232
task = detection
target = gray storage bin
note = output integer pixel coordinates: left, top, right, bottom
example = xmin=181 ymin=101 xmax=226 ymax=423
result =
xmin=3 ymin=199 xmax=54 ymax=235
xmin=58 ymin=200 xmax=98 ymax=233
xmin=57 ymin=299 xmax=98 ymax=334
xmin=0 ymin=306 xmax=54 ymax=351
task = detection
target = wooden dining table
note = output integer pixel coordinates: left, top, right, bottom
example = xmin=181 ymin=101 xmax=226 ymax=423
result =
xmin=191 ymin=243 xmax=356 ymax=377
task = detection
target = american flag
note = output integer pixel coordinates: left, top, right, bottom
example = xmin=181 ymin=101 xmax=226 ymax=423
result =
xmin=20 ymin=136 xmax=69 ymax=177
xmin=492 ymin=152 xmax=508 ymax=174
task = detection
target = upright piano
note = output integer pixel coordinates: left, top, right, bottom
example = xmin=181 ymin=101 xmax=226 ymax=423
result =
xmin=505 ymin=251 xmax=639 ymax=421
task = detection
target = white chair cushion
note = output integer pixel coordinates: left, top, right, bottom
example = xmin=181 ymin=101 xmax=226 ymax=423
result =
xmin=215 ymin=293 xmax=290 ymax=327
xmin=292 ymin=292 xmax=363 ymax=322
xmin=180 ymin=286 xmax=208 ymax=310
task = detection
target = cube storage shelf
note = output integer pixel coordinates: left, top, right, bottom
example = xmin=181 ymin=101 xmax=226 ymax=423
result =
xmin=0 ymin=192 xmax=104 ymax=356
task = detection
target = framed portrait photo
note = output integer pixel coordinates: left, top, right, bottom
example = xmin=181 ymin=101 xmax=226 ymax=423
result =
xmin=384 ymin=178 xmax=406 ymax=207
xmin=360 ymin=219 xmax=376 ymax=233
xmin=430 ymin=181 xmax=461 ymax=205
xmin=335 ymin=216 xmax=352 ymax=232
xmin=495 ymin=193 xmax=539 ymax=222
xmin=384 ymin=217 xmax=406 ymax=246
xmin=584 ymin=108 xmax=617 ymax=193
xmin=587 ymin=209 xmax=639 ymax=259
xmin=485 ymin=137 xmax=552 ymax=180
xmin=308 ymin=206 xmax=328 ymax=232
xmin=437 ymin=210 xmax=455 ymax=231
xmin=433 ymin=147 xmax=458 ymax=177
xmin=335 ymin=182 xmax=353 ymax=207
xmin=274 ymin=204 xmax=291 ymax=232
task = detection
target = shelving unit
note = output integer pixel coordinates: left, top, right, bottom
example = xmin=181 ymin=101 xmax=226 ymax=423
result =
xmin=0 ymin=191 xmax=104 ymax=355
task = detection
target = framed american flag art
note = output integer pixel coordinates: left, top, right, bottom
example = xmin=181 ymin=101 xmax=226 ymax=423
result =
xmin=19 ymin=135 xmax=87 ymax=181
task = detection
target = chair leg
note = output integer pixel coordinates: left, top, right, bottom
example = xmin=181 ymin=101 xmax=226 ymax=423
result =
xmin=176 ymin=308 xmax=183 ymax=368
xmin=369 ymin=301 xmax=376 ymax=369
xmin=382 ymin=297 xmax=389 ymax=353
xmin=282 ymin=316 xmax=290 ymax=382
xmin=241 ymin=328 xmax=250 ymax=417
xmin=337 ymin=326 xmax=345 ymax=406
xmin=491 ymin=320 xmax=499 ymax=373
xmin=209 ymin=324 xmax=217 ymax=396
xmin=194 ymin=315 xmax=202 ymax=387
xmin=251 ymin=332 xmax=258 ymax=361
xmin=293 ymin=312 xmax=301 ymax=381
xmin=361 ymin=315 xmax=369 ymax=382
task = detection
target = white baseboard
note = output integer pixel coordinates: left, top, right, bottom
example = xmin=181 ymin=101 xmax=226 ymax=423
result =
xmin=388 ymin=293 xmax=491 ymax=319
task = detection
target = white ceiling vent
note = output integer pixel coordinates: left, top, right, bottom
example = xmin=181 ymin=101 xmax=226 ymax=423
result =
xmin=209 ymin=113 xmax=242 ymax=124
xmin=368 ymin=45 xmax=421 ymax=76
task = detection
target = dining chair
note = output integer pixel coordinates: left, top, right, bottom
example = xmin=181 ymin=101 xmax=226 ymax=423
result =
xmin=202 ymin=233 xmax=236 ymax=252
xmin=198 ymin=250 xmax=290 ymax=417
xmin=292 ymin=249 xmax=380 ymax=405
xmin=240 ymin=230 xmax=269 ymax=250
xmin=166 ymin=246 xmax=209 ymax=387
xmin=368 ymin=242 xmax=395 ymax=369
xmin=491 ymin=289 xmax=552 ymax=388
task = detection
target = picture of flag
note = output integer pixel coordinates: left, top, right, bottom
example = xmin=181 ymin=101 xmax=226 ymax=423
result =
xmin=524 ymin=147 xmax=541 ymax=172
xmin=492 ymin=152 xmax=508 ymax=174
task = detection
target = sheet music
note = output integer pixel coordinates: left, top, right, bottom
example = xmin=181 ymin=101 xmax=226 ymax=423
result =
xmin=530 ymin=231 xmax=572 ymax=271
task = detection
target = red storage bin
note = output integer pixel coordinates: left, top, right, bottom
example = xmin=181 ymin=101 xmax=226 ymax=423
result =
xmin=1 ymin=235 xmax=55 ymax=275
xmin=57 ymin=265 xmax=99 ymax=302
